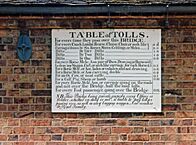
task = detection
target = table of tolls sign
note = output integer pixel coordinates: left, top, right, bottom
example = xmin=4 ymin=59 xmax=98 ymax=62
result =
xmin=52 ymin=29 xmax=161 ymax=112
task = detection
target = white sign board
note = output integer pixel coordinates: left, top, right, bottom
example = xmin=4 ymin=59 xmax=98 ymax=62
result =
xmin=52 ymin=29 xmax=161 ymax=112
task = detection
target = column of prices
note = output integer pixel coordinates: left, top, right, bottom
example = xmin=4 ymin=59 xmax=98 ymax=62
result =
xmin=52 ymin=29 xmax=161 ymax=112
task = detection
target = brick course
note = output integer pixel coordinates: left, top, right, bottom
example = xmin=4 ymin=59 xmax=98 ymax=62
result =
xmin=0 ymin=14 xmax=195 ymax=144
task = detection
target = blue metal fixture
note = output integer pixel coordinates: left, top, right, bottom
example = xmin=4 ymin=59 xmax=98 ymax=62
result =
xmin=16 ymin=33 xmax=32 ymax=62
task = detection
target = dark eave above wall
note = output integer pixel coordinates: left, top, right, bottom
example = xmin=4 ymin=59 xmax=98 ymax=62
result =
xmin=0 ymin=0 xmax=196 ymax=5
xmin=0 ymin=0 xmax=196 ymax=15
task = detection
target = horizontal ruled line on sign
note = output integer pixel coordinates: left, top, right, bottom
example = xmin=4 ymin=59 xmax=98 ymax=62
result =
xmin=62 ymin=58 xmax=79 ymax=61
xmin=105 ymin=51 xmax=152 ymax=54
xmin=64 ymin=52 xmax=78 ymax=53
xmin=83 ymin=93 xmax=154 ymax=94
xmin=105 ymin=55 xmax=152 ymax=57
xmin=108 ymin=79 xmax=152 ymax=81
xmin=63 ymin=55 xmax=79 ymax=57
xmin=122 ymin=73 xmax=151 ymax=75
xmin=107 ymin=76 xmax=152 ymax=77
xmin=105 ymin=59 xmax=152 ymax=60
xmin=103 ymin=80 xmax=152 ymax=81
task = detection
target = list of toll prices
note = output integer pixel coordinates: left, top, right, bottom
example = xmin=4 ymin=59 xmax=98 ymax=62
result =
xmin=52 ymin=29 xmax=161 ymax=112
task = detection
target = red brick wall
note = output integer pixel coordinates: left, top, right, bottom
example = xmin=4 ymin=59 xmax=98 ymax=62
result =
xmin=0 ymin=15 xmax=195 ymax=145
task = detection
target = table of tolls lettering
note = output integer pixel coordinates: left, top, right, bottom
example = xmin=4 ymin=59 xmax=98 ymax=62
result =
xmin=52 ymin=29 xmax=161 ymax=112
